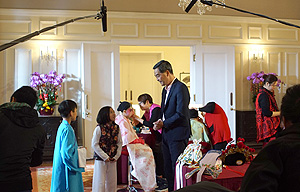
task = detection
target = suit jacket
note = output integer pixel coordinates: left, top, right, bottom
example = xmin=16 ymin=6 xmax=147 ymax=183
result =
xmin=161 ymin=78 xmax=191 ymax=141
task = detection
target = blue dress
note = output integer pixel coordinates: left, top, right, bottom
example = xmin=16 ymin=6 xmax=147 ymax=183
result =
xmin=51 ymin=120 xmax=85 ymax=192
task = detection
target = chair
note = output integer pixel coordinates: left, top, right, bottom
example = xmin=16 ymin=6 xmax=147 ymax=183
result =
xmin=117 ymin=146 xmax=143 ymax=192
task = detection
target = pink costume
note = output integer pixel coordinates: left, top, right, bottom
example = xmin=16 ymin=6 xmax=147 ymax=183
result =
xmin=115 ymin=114 xmax=156 ymax=191
xmin=143 ymin=103 xmax=162 ymax=134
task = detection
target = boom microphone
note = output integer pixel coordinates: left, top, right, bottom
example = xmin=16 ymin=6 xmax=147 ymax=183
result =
xmin=185 ymin=0 xmax=197 ymax=13
xmin=101 ymin=0 xmax=107 ymax=32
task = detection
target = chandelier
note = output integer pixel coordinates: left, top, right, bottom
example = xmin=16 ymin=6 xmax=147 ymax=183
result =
xmin=178 ymin=0 xmax=225 ymax=15
xmin=40 ymin=46 xmax=56 ymax=65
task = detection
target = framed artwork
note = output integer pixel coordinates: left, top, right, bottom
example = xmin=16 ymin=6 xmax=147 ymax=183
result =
xmin=180 ymin=72 xmax=190 ymax=88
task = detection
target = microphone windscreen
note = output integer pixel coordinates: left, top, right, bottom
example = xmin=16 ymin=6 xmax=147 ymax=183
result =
xmin=101 ymin=6 xmax=107 ymax=32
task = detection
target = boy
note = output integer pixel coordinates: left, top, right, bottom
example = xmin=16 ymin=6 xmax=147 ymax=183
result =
xmin=50 ymin=100 xmax=85 ymax=192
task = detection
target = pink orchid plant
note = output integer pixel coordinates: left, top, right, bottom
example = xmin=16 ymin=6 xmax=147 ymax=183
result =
xmin=30 ymin=70 xmax=65 ymax=111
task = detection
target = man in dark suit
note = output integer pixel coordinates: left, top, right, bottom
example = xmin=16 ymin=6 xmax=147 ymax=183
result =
xmin=153 ymin=60 xmax=191 ymax=191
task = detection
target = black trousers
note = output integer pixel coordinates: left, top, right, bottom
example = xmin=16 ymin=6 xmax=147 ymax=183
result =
xmin=162 ymin=136 xmax=188 ymax=192
xmin=213 ymin=141 xmax=228 ymax=150
xmin=153 ymin=141 xmax=165 ymax=176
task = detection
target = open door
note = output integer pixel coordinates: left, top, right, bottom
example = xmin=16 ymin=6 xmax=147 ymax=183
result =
xmin=191 ymin=45 xmax=236 ymax=141
xmin=82 ymin=43 xmax=120 ymax=158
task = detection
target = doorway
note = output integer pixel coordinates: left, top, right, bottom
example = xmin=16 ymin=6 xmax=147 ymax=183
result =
xmin=119 ymin=46 xmax=191 ymax=116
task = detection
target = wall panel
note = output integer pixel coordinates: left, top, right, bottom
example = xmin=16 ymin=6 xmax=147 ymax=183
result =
xmin=111 ymin=23 xmax=138 ymax=37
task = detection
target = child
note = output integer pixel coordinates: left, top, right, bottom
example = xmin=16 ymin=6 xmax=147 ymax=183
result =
xmin=115 ymin=101 xmax=156 ymax=192
xmin=189 ymin=109 xmax=210 ymax=143
xmin=189 ymin=109 xmax=211 ymax=153
xmin=92 ymin=106 xmax=122 ymax=192
xmin=51 ymin=100 xmax=85 ymax=192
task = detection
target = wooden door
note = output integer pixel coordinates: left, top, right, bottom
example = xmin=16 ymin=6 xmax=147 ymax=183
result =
xmin=192 ymin=45 xmax=236 ymax=141
xmin=82 ymin=43 xmax=120 ymax=158
xmin=120 ymin=53 xmax=162 ymax=113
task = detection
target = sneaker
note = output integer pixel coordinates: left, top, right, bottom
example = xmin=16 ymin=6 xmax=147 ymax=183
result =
xmin=156 ymin=177 xmax=168 ymax=186
xmin=155 ymin=183 xmax=168 ymax=192
xmin=155 ymin=178 xmax=168 ymax=192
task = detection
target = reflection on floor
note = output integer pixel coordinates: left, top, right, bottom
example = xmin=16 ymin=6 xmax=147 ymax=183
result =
xmin=31 ymin=160 xmax=144 ymax=192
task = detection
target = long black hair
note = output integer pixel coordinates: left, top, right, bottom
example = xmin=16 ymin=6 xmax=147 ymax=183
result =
xmin=96 ymin=106 xmax=112 ymax=125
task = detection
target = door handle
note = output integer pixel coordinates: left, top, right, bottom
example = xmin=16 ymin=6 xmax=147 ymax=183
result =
xmin=230 ymin=92 xmax=233 ymax=106
xmin=125 ymin=90 xmax=127 ymax=100
xmin=130 ymin=90 xmax=132 ymax=101
xmin=85 ymin=94 xmax=88 ymax=110
xmin=230 ymin=108 xmax=236 ymax=111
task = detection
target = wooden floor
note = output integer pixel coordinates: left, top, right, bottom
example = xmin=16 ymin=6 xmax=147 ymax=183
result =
xmin=30 ymin=160 xmax=157 ymax=192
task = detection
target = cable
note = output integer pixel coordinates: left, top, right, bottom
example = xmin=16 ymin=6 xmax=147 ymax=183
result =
xmin=0 ymin=14 xmax=97 ymax=52
xmin=200 ymin=0 xmax=300 ymax=29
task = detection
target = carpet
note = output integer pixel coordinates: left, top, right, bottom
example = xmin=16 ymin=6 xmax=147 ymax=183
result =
xmin=31 ymin=163 xmax=94 ymax=192
xmin=31 ymin=161 xmax=142 ymax=192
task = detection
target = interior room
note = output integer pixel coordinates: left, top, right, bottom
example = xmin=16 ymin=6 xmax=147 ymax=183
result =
xmin=0 ymin=0 xmax=299 ymax=191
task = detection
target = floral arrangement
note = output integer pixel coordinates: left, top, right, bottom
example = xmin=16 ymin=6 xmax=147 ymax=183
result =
xmin=247 ymin=71 xmax=284 ymax=103
xmin=30 ymin=70 xmax=66 ymax=111
xmin=220 ymin=138 xmax=255 ymax=165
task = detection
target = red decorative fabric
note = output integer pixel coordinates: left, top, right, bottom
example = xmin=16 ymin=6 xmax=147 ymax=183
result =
xmin=204 ymin=104 xmax=231 ymax=145
xmin=255 ymin=88 xmax=280 ymax=142
xmin=174 ymin=162 xmax=250 ymax=191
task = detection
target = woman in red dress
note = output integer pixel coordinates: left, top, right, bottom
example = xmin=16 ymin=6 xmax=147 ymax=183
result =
xmin=255 ymin=74 xmax=281 ymax=147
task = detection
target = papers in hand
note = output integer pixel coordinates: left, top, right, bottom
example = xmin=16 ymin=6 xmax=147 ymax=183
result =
xmin=78 ymin=146 xmax=86 ymax=168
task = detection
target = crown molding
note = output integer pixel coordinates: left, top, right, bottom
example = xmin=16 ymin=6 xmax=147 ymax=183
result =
xmin=0 ymin=8 xmax=299 ymax=26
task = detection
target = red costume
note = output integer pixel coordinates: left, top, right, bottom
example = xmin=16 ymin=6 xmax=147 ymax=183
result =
xmin=200 ymin=102 xmax=231 ymax=146
xmin=255 ymin=88 xmax=280 ymax=142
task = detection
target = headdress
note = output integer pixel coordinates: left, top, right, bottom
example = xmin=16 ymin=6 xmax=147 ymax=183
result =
xmin=220 ymin=138 xmax=255 ymax=166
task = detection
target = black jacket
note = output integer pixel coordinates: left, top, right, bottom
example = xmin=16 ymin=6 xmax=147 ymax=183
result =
xmin=241 ymin=122 xmax=300 ymax=192
xmin=161 ymin=78 xmax=191 ymax=141
xmin=0 ymin=102 xmax=46 ymax=192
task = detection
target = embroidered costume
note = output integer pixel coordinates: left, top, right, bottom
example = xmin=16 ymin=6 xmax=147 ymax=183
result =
xmin=255 ymin=87 xmax=280 ymax=142
xmin=92 ymin=122 xmax=122 ymax=192
xmin=115 ymin=114 xmax=156 ymax=191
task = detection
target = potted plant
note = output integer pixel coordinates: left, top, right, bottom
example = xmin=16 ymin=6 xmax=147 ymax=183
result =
xmin=30 ymin=70 xmax=66 ymax=115
xmin=246 ymin=71 xmax=284 ymax=103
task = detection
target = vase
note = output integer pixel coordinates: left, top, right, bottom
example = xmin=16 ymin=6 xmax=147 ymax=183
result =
xmin=39 ymin=106 xmax=55 ymax=116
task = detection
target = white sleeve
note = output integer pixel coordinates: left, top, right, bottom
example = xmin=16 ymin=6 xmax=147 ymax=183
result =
xmin=91 ymin=126 xmax=109 ymax=161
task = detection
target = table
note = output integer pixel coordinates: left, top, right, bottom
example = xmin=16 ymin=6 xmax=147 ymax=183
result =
xmin=117 ymin=133 xmax=155 ymax=184
xmin=175 ymin=162 xmax=250 ymax=191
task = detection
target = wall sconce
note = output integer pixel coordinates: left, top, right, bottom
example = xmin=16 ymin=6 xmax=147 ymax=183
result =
xmin=250 ymin=49 xmax=264 ymax=63
xmin=40 ymin=46 xmax=56 ymax=65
